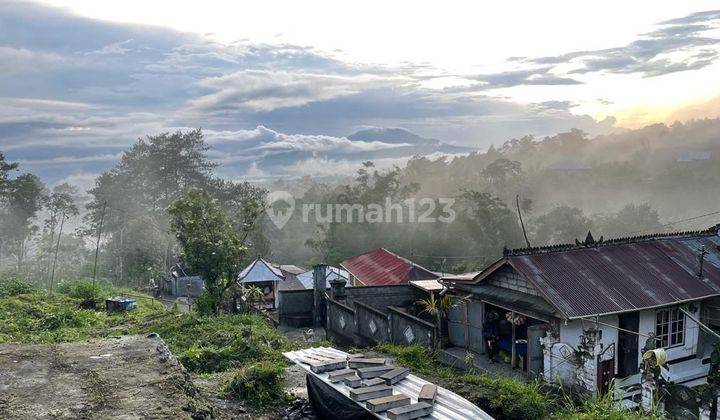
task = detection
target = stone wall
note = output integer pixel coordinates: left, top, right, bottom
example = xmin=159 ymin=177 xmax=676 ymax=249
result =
xmin=355 ymin=301 xmax=390 ymax=345
xmin=326 ymin=298 xmax=357 ymax=345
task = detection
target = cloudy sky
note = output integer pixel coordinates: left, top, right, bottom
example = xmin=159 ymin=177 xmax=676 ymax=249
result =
xmin=1 ymin=1 xmax=719 ymax=189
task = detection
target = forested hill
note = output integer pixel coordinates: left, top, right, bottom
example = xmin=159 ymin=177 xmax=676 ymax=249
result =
xmin=268 ymin=118 xmax=720 ymax=270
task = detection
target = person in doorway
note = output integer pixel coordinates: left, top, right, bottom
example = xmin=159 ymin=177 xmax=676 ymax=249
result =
xmin=483 ymin=311 xmax=500 ymax=362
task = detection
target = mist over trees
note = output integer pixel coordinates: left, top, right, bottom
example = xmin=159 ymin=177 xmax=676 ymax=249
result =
xmin=1 ymin=118 xmax=719 ymax=287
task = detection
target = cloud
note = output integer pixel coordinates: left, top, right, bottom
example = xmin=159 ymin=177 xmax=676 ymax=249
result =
xmin=191 ymin=70 xmax=400 ymax=112
xmin=526 ymin=9 xmax=720 ymax=77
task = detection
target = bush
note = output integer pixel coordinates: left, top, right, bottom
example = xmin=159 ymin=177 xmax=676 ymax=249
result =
xmin=457 ymin=374 xmax=552 ymax=419
xmin=0 ymin=277 xmax=36 ymax=297
xmin=224 ymin=361 xmax=287 ymax=407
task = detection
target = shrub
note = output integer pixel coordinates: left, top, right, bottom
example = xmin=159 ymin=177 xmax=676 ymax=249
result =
xmin=224 ymin=361 xmax=287 ymax=407
xmin=458 ymin=374 xmax=552 ymax=419
xmin=0 ymin=277 xmax=36 ymax=297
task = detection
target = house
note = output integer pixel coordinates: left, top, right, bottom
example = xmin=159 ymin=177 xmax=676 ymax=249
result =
xmin=340 ymin=248 xmax=438 ymax=286
xmin=236 ymin=258 xmax=307 ymax=308
xmin=444 ymin=226 xmax=720 ymax=405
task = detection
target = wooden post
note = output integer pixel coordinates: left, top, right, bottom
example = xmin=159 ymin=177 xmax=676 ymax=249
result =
xmin=511 ymin=310 xmax=517 ymax=368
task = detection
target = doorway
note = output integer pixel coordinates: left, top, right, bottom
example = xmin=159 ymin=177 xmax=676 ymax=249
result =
xmin=617 ymin=312 xmax=639 ymax=377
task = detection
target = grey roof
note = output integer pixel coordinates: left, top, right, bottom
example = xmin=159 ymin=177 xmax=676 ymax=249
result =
xmin=476 ymin=227 xmax=720 ymax=319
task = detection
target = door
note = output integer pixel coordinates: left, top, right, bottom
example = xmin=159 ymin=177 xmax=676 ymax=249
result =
xmin=617 ymin=312 xmax=639 ymax=377
xmin=447 ymin=298 xmax=467 ymax=348
xmin=468 ymin=300 xmax=484 ymax=353
xmin=527 ymin=325 xmax=546 ymax=378
xmin=597 ymin=358 xmax=615 ymax=395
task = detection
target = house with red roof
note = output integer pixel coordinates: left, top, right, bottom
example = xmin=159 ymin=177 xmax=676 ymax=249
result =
xmin=339 ymin=247 xmax=438 ymax=287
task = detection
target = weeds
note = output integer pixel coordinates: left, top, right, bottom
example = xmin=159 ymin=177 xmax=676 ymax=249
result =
xmin=224 ymin=361 xmax=288 ymax=407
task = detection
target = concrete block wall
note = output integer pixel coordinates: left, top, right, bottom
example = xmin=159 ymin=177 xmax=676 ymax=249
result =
xmin=389 ymin=306 xmax=435 ymax=347
xmin=278 ymin=289 xmax=314 ymax=327
xmin=355 ymin=301 xmax=390 ymax=345
xmin=345 ymin=284 xmax=426 ymax=312
xmin=487 ymin=265 xmax=541 ymax=296
xmin=326 ymin=298 xmax=357 ymax=345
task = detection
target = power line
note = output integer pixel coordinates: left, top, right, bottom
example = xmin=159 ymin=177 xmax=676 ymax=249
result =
xmin=626 ymin=210 xmax=720 ymax=235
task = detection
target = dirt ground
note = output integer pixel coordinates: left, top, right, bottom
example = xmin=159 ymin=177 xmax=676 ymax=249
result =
xmin=0 ymin=335 xmax=213 ymax=420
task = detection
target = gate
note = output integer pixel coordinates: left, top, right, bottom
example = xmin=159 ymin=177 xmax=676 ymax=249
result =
xmin=447 ymin=298 xmax=467 ymax=347
xmin=468 ymin=300 xmax=484 ymax=353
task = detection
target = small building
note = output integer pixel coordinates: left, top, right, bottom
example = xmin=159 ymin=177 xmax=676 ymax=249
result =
xmin=163 ymin=263 xmax=204 ymax=297
xmin=340 ymin=248 xmax=438 ymax=287
xmin=236 ymin=258 xmax=307 ymax=308
xmin=445 ymin=227 xmax=720 ymax=407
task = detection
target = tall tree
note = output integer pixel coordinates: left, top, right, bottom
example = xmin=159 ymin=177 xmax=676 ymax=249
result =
xmin=169 ymin=190 xmax=246 ymax=315
xmin=1 ymin=174 xmax=46 ymax=271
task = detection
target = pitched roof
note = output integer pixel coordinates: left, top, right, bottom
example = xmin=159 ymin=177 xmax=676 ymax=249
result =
xmin=340 ymin=248 xmax=438 ymax=286
xmin=237 ymin=258 xmax=285 ymax=283
xmin=473 ymin=227 xmax=720 ymax=319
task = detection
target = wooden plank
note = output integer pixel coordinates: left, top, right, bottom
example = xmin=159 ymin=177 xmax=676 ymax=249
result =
xmin=328 ymin=368 xmax=356 ymax=383
xmin=343 ymin=374 xmax=362 ymax=388
xmin=309 ymin=358 xmax=347 ymax=373
xmin=348 ymin=385 xmax=393 ymax=402
xmin=387 ymin=402 xmax=434 ymax=420
xmin=348 ymin=357 xmax=386 ymax=368
xmin=380 ymin=367 xmax=410 ymax=385
xmin=361 ymin=377 xmax=385 ymax=387
xmin=366 ymin=394 xmax=411 ymax=413
xmin=418 ymin=384 xmax=437 ymax=404
xmin=357 ymin=365 xmax=395 ymax=379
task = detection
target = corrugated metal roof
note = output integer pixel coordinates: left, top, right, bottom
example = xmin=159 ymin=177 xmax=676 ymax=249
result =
xmin=410 ymin=279 xmax=444 ymax=292
xmin=283 ymin=347 xmax=492 ymax=420
xmin=297 ymin=266 xmax=349 ymax=290
xmin=491 ymin=229 xmax=720 ymax=319
xmin=341 ymin=248 xmax=438 ymax=286
xmin=237 ymin=258 xmax=285 ymax=283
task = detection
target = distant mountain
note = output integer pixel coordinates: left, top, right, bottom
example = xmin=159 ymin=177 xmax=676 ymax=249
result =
xmin=347 ymin=127 xmax=472 ymax=154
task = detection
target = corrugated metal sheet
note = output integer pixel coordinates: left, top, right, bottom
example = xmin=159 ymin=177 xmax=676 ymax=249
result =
xmin=237 ymin=258 xmax=285 ymax=283
xmin=297 ymin=266 xmax=349 ymax=290
xmin=503 ymin=231 xmax=720 ymax=319
xmin=409 ymin=279 xmax=444 ymax=292
xmin=341 ymin=248 xmax=438 ymax=286
xmin=283 ymin=347 xmax=492 ymax=420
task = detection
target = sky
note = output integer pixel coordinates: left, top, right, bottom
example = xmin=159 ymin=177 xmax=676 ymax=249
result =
xmin=1 ymin=1 xmax=720 ymax=190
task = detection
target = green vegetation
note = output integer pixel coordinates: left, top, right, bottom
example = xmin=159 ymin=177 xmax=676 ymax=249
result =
xmin=375 ymin=343 xmax=664 ymax=420
xmin=0 ymin=277 xmax=293 ymax=411
xmin=224 ymin=362 xmax=287 ymax=407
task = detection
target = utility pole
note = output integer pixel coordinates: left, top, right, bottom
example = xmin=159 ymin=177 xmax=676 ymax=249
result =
xmin=49 ymin=211 xmax=66 ymax=295
xmin=516 ymin=195 xmax=531 ymax=249
xmin=92 ymin=201 xmax=107 ymax=293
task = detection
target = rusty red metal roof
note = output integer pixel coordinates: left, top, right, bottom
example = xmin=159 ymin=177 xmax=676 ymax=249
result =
xmin=479 ymin=227 xmax=720 ymax=319
xmin=340 ymin=248 xmax=438 ymax=286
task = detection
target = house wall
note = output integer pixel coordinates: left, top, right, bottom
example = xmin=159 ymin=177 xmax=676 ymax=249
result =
xmin=486 ymin=265 xmax=541 ymax=297
xmin=345 ymin=284 xmax=426 ymax=312
xmin=547 ymin=303 xmax=704 ymax=393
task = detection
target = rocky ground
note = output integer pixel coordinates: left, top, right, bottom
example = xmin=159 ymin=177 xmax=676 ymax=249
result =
xmin=0 ymin=334 xmax=213 ymax=419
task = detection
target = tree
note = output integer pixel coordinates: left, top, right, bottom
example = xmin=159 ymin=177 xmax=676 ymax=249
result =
xmin=594 ymin=203 xmax=663 ymax=238
xmin=1 ymin=174 xmax=46 ymax=271
xmin=169 ymin=190 xmax=246 ymax=315
xmin=86 ymin=129 xmax=219 ymax=282
xmin=532 ymin=206 xmax=592 ymax=245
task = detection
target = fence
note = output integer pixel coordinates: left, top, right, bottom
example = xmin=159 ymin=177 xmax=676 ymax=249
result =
xmin=326 ymin=296 xmax=438 ymax=348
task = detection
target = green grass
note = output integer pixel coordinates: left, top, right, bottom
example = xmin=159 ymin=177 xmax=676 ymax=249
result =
xmin=0 ymin=277 xmax=294 ymax=410
xmin=375 ymin=344 xmax=663 ymax=420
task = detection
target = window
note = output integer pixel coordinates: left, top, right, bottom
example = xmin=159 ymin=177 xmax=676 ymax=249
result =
xmin=655 ymin=307 xmax=684 ymax=347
